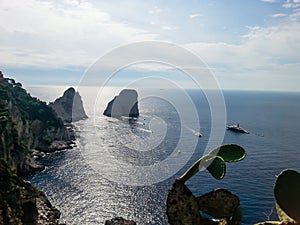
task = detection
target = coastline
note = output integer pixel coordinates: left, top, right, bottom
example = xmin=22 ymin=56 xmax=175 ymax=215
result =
xmin=0 ymin=76 xmax=84 ymax=225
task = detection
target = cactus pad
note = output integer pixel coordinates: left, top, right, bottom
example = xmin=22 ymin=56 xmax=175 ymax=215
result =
xmin=209 ymin=144 xmax=246 ymax=162
xmin=274 ymin=169 xmax=300 ymax=222
xmin=197 ymin=188 xmax=240 ymax=218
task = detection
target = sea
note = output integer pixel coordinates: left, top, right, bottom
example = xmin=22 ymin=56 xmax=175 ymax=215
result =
xmin=26 ymin=86 xmax=300 ymax=225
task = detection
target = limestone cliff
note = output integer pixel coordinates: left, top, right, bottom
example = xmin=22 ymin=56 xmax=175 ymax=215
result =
xmin=0 ymin=77 xmax=73 ymax=175
xmin=49 ymin=87 xmax=87 ymax=123
xmin=103 ymin=89 xmax=139 ymax=118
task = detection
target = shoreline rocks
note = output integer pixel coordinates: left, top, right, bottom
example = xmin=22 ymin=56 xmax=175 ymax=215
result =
xmin=0 ymin=75 xmax=87 ymax=225
xmin=0 ymin=160 xmax=65 ymax=225
xmin=105 ymin=217 xmax=137 ymax=225
xmin=103 ymin=89 xmax=139 ymax=118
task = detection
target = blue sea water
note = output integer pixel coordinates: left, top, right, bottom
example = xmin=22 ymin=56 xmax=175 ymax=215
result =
xmin=27 ymin=86 xmax=300 ymax=225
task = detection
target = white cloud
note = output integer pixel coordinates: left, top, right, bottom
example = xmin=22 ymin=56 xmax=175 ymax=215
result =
xmin=148 ymin=6 xmax=162 ymax=14
xmin=183 ymin=21 xmax=300 ymax=91
xmin=271 ymin=13 xmax=287 ymax=17
xmin=1 ymin=0 xmax=299 ymax=91
xmin=161 ymin=26 xmax=179 ymax=31
xmin=0 ymin=0 xmax=157 ymax=68
xmin=261 ymin=0 xmax=278 ymax=3
xmin=189 ymin=13 xmax=202 ymax=19
xmin=283 ymin=0 xmax=300 ymax=8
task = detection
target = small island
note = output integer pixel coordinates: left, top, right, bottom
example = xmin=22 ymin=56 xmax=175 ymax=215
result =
xmin=103 ymin=89 xmax=139 ymax=118
xmin=49 ymin=87 xmax=87 ymax=123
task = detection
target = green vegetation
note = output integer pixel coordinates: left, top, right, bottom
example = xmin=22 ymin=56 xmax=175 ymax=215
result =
xmin=0 ymin=78 xmax=62 ymax=127
xmin=167 ymin=144 xmax=246 ymax=225
xmin=0 ymin=78 xmax=65 ymax=175
xmin=0 ymin=159 xmax=59 ymax=225
xmin=0 ymin=77 xmax=63 ymax=224
xmin=255 ymin=169 xmax=300 ymax=225
xmin=179 ymin=144 xmax=246 ymax=182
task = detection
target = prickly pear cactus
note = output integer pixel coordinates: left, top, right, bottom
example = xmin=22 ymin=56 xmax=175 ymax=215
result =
xmin=166 ymin=181 xmax=242 ymax=225
xmin=166 ymin=179 xmax=212 ymax=225
xmin=274 ymin=169 xmax=300 ymax=223
xmin=179 ymin=144 xmax=246 ymax=183
xmin=197 ymin=189 xmax=240 ymax=218
xmin=255 ymin=169 xmax=300 ymax=225
xmin=167 ymin=144 xmax=246 ymax=225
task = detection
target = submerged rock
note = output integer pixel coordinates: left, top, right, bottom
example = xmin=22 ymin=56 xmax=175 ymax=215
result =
xmin=103 ymin=89 xmax=139 ymax=118
xmin=105 ymin=217 xmax=136 ymax=225
xmin=50 ymin=87 xmax=87 ymax=123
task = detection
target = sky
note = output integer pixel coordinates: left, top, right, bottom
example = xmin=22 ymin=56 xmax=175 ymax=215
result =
xmin=0 ymin=0 xmax=300 ymax=91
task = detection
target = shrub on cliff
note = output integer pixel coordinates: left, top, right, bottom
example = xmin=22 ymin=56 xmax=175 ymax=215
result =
xmin=0 ymin=77 xmax=70 ymax=175
xmin=0 ymin=78 xmax=62 ymax=128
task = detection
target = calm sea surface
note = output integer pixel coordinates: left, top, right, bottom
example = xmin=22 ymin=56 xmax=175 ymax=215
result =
xmin=27 ymin=86 xmax=300 ymax=225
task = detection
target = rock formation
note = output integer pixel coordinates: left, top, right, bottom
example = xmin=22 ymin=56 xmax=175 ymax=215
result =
xmin=0 ymin=77 xmax=76 ymax=175
xmin=0 ymin=160 xmax=64 ymax=225
xmin=0 ymin=75 xmax=69 ymax=224
xmin=103 ymin=89 xmax=139 ymax=118
xmin=49 ymin=87 xmax=87 ymax=123
xmin=105 ymin=217 xmax=136 ymax=225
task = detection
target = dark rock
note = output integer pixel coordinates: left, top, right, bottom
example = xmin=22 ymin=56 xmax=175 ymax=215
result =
xmin=103 ymin=89 xmax=139 ymax=118
xmin=105 ymin=217 xmax=137 ymax=225
xmin=0 ymin=77 xmax=75 ymax=174
xmin=49 ymin=87 xmax=87 ymax=123
xmin=0 ymin=160 xmax=63 ymax=225
xmin=48 ymin=140 xmax=74 ymax=151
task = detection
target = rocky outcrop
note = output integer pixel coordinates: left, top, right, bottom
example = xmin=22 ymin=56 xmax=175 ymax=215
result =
xmin=105 ymin=217 xmax=136 ymax=225
xmin=103 ymin=89 xmax=139 ymax=118
xmin=0 ymin=160 xmax=64 ymax=225
xmin=0 ymin=75 xmax=69 ymax=224
xmin=49 ymin=87 xmax=87 ymax=123
xmin=0 ymin=77 xmax=74 ymax=175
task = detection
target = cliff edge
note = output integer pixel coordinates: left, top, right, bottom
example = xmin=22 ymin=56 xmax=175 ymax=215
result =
xmin=0 ymin=74 xmax=69 ymax=224
xmin=0 ymin=160 xmax=64 ymax=225
xmin=0 ymin=77 xmax=75 ymax=175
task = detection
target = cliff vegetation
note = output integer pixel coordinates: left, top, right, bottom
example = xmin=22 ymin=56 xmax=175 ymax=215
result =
xmin=0 ymin=77 xmax=72 ymax=176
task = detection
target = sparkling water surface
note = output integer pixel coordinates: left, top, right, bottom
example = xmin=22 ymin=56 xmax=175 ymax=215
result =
xmin=27 ymin=86 xmax=300 ymax=225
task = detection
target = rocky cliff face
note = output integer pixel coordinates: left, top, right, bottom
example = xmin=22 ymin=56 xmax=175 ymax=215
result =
xmin=49 ymin=87 xmax=87 ymax=123
xmin=0 ymin=76 xmax=69 ymax=224
xmin=103 ymin=89 xmax=139 ymax=118
xmin=0 ymin=160 xmax=64 ymax=225
xmin=0 ymin=78 xmax=73 ymax=175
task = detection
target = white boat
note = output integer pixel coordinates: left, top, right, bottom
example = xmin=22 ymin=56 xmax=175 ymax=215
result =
xmin=226 ymin=124 xmax=250 ymax=134
xmin=194 ymin=132 xmax=202 ymax=137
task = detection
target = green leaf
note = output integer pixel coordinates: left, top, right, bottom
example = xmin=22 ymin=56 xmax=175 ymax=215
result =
xmin=274 ymin=169 xmax=300 ymax=222
xmin=228 ymin=206 xmax=243 ymax=225
xmin=206 ymin=156 xmax=226 ymax=180
xmin=209 ymin=144 xmax=246 ymax=162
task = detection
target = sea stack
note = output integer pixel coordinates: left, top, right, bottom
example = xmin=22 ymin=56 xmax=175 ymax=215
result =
xmin=49 ymin=87 xmax=87 ymax=123
xmin=103 ymin=89 xmax=139 ymax=118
